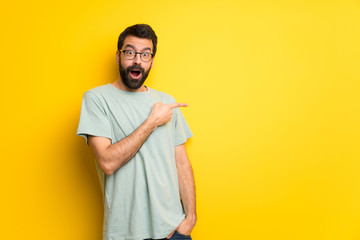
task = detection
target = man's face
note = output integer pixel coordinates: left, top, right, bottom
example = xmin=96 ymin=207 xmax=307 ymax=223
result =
xmin=117 ymin=36 xmax=154 ymax=90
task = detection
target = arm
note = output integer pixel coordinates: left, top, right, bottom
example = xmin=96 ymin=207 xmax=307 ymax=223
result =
xmin=88 ymin=102 xmax=187 ymax=175
xmin=170 ymin=144 xmax=197 ymax=237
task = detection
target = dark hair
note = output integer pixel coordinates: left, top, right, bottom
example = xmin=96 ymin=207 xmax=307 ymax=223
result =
xmin=117 ymin=24 xmax=158 ymax=56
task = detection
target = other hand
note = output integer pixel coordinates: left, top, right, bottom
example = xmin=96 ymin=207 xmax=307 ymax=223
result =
xmin=166 ymin=216 xmax=196 ymax=239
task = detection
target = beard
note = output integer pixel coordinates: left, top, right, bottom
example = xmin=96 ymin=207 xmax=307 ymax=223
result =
xmin=119 ymin=63 xmax=151 ymax=90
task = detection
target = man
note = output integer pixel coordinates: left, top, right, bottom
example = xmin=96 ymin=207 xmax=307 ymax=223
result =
xmin=77 ymin=24 xmax=196 ymax=240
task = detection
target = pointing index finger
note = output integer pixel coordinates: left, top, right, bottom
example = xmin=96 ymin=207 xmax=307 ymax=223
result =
xmin=168 ymin=103 xmax=188 ymax=109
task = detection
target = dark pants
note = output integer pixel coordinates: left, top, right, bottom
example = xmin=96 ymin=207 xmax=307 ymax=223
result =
xmin=144 ymin=231 xmax=192 ymax=240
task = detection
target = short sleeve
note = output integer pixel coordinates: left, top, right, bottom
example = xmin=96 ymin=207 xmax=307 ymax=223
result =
xmin=174 ymin=108 xmax=193 ymax=146
xmin=77 ymin=92 xmax=112 ymax=145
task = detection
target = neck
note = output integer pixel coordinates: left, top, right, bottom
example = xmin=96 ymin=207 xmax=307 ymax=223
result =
xmin=112 ymin=77 xmax=147 ymax=92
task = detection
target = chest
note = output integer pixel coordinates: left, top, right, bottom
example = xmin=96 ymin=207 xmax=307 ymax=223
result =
xmin=102 ymin=94 xmax=174 ymax=143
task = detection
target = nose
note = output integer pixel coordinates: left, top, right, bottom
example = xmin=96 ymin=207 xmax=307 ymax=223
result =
xmin=132 ymin=53 xmax=142 ymax=65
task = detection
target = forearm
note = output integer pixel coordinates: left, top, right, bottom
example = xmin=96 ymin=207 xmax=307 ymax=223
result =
xmin=176 ymin=147 xmax=197 ymax=221
xmin=101 ymin=117 xmax=157 ymax=174
xmin=178 ymin=164 xmax=197 ymax=220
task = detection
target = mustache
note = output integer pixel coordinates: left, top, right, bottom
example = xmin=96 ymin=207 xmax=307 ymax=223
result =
xmin=127 ymin=65 xmax=144 ymax=73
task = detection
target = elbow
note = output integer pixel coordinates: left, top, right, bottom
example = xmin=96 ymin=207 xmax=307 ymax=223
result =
xmin=103 ymin=165 xmax=115 ymax=175
xmin=176 ymin=160 xmax=189 ymax=170
xmin=98 ymin=157 xmax=116 ymax=175
xmin=96 ymin=148 xmax=128 ymax=175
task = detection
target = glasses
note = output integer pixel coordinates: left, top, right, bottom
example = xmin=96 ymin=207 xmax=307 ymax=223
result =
xmin=119 ymin=50 xmax=154 ymax=62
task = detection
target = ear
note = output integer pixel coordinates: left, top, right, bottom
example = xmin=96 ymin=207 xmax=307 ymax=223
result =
xmin=116 ymin=51 xmax=119 ymax=64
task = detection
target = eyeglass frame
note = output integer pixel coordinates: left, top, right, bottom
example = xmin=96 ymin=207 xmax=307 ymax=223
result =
xmin=118 ymin=49 xmax=154 ymax=62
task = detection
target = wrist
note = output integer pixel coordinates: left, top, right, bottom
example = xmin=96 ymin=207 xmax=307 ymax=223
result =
xmin=144 ymin=117 xmax=158 ymax=131
xmin=185 ymin=214 xmax=197 ymax=224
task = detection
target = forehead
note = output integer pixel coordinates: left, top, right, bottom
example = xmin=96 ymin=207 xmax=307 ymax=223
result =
xmin=122 ymin=35 xmax=153 ymax=51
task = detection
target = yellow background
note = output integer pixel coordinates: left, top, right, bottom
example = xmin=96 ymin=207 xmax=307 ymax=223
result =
xmin=1 ymin=0 xmax=360 ymax=239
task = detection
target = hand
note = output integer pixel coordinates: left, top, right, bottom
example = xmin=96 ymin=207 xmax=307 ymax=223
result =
xmin=166 ymin=216 xmax=196 ymax=239
xmin=148 ymin=102 xmax=188 ymax=127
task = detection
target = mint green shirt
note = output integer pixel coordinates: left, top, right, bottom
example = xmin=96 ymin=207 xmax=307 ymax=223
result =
xmin=77 ymin=83 xmax=193 ymax=240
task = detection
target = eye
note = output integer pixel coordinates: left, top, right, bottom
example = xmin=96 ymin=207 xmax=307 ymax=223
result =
xmin=126 ymin=50 xmax=135 ymax=56
xmin=142 ymin=52 xmax=150 ymax=57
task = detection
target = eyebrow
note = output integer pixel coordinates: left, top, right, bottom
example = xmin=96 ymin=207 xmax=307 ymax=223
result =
xmin=124 ymin=44 xmax=152 ymax=52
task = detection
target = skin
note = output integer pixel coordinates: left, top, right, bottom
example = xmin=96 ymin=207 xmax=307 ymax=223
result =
xmin=114 ymin=35 xmax=153 ymax=92
xmin=87 ymin=35 xmax=197 ymax=238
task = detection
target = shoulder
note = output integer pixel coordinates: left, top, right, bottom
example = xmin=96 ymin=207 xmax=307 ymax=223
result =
xmin=84 ymin=84 xmax=110 ymax=97
xmin=148 ymin=87 xmax=176 ymax=104
xmin=81 ymin=84 xmax=114 ymax=103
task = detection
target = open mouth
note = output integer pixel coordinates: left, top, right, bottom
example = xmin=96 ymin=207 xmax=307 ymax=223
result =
xmin=129 ymin=70 xmax=142 ymax=79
